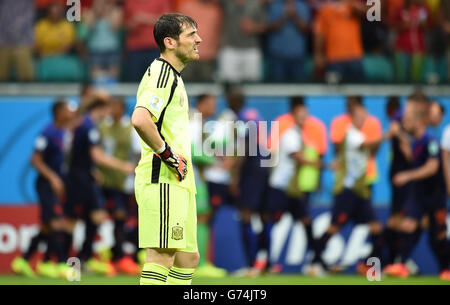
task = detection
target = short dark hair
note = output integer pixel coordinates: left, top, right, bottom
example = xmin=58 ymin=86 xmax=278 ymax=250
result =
xmin=290 ymin=96 xmax=305 ymax=112
xmin=386 ymin=96 xmax=400 ymax=118
xmin=52 ymin=99 xmax=67 ymax=119
xmin=439 ymin=103 xmax=446 ymax=115
xmin=408 ymin=89 xmax=429 ymax=103
xmin=85 ymin=97 xmax=109 ymax=112
xmin=197 ymin=93 xmax=214 ymax=105
xmin=153 ymin=13 xmax=197 ymax=53
xmin=226 ymin=86 xmax=245 ymax=114
xmin=111 ymin=96 xmax=125 ymax=108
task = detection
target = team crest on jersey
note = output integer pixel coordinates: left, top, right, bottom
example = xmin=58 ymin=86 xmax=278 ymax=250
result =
xmin=150 ymin=94 xmax=164 ymax=112
xmin=171 ymin=226 xmax=183 ymax=240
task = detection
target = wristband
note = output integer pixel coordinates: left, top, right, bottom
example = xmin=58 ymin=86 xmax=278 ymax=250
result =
xmin=155 ymin=142 xmax=166 ymax=154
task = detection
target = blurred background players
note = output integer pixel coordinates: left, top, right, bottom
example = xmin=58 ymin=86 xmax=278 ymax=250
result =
xmin=382 ymin=92 xmax=444 ymax=268
xmin=203 ymin=86 xmax=244 ymax=244
xmin=442 ymin=117 xmax=450 ymax=198
xmin=385 ymin=97 xmax=450 ymax=280
xmin=308 ymin=103 xmax=394 ymax=276
xmin=201 ymin=86 xmax=245 ymax=275
xmin=97 ymin=97 xmax=141 ymax=275
xmin=252 ymin=98 xmax=309 ymax=275
xmin=244 ymin=96 xmax=327 ymax=276
xmin=330 ymin=96 xmax=382 ymax=187
xmin=64 ymin=94 xmax=134 ymax=275
xmin=232 ymin=106 xmax=271 ymax=276
xmin=383 ymin=95 xmax=412 ymax=266
xmin=189 ymin=94 xmax=227 ymax=278
xmin=12 ymin=99 xmax=75 ymax=278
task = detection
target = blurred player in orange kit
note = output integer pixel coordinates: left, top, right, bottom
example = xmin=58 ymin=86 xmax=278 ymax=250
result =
xmin=308 ymin=102 xmax=394 ymax=276
xmin=259 ymin=97 xmax=327 ymax=275
xmin=330 ymin=96 xmax=382 ymax=185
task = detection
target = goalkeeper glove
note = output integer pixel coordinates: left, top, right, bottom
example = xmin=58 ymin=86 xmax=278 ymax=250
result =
xmin=158 ymin=142 xmax=188 ymax=181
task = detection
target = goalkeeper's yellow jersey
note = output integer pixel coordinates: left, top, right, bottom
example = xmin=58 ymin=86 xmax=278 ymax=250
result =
xmin=134 ymin=58 xmax=196 ymax=194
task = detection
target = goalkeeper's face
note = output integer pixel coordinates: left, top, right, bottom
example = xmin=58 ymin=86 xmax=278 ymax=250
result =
xmin=174 ymin=23 xmax=202 ymax=64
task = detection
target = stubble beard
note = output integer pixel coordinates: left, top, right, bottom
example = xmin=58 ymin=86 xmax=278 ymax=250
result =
xmin=176 ymin=47 xmax=199 ymax=66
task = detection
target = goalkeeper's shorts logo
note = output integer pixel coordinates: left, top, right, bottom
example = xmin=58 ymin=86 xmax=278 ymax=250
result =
xmin=171 ymin=226 xmax=183 ymax=240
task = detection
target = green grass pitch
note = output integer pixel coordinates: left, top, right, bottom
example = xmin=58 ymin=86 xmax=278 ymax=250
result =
xmin=0 ymin=274 xmax=449 ymax=285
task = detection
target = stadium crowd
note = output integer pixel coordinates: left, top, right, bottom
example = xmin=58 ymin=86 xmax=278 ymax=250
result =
xmin=9 ymin=82 xmax=450 ymax=281
xmin=1 ymin=0 xmax=450 ymax=84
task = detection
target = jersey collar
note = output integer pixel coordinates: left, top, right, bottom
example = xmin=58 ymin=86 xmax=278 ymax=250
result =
xmin=156 ymin=58 xmax=181 ymax=77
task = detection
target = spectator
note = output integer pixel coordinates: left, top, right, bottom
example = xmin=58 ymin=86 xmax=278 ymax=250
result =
xmin=179 ymin=0 xmax=223 ymax=82
xmin=80 ymin=0 xmax=123 ymax=83
xmin=425 ymin=0 xmax=446 ymax=84
xmin=313 ymin=0 xmax=366 ymax=83
xmin=391 ymin=0 xmax=429 ymax=83
xmin=386 ymin=0 xmax=405 ymax=26
xmin=265 ymin=0 xmax=311 ymax=82
xmin=35 ymin=2 xmax=76 ymax=57
xmin=0 ymin=0 xmax=35 ymax=81
xmin=123 ymin=0 xmax=171 ymax=82
xmin=174 ymin=0 xmax=193 ymax=11
xmin=440 ymin=0 xmax=450 ymax=83
xmin=218 ymin=0 xmax=267 ymax=82
xmin=35 ymin=0 xmax=67 ymax=20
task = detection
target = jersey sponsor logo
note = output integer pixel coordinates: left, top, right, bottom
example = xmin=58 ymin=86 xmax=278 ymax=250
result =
xmin=171 ymin=226 xmax=183 ymax=240
xmin=150 ymin=94 xmax=164 ymax=112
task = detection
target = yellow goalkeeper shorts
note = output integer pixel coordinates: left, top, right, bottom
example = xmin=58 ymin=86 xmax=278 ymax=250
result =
xmin=135 ymin=181 xmax=197 ymax=253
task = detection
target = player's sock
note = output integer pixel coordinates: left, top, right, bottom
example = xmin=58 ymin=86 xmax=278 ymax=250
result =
xmin=23 ymin=231 xmax=45 ymax=260
xmin=399 ymin=231 xmax=419 ymax=263
xmin=62 ymin=232 xmax=73 ymax=259
xmin=430 ymin=236 xmax=450 ymax=271
xmin=48 ymin=230 xmax=65 ymax=263
xmin=44 ymin=233 xmax=52 ymax=261
xmin=312 ymin=232 xmax=332 ymax=264
xmin=368 ymin=232 xmax=384 ymax=261
xmin=255 ymin=221 xmax=273 ymax=270
xmin=383 ymin=227 xmax=399 ymax=264
xmin=197 ymin=222 xmax=210 ymax=267
xmin=54 ymin=231 xmax=66 ymax=263
xmin=304 ymin=222 xmax=314 ymax=250
xmin=112 ymin=219 xmax=125 ymax=260
xmin=258 ymin=221 xmax=273 ymax=255
xmin=166 ymin=266 xmax=195 ymax=285
xmin=240 ymin=221 xmax=254 ymax=267
xmin=79 ymin=220 xmax=97 ymax=261
xmin=140 ymin=263 xmax=169 ymax=285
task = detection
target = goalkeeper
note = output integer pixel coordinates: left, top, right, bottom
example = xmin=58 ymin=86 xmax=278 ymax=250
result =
xmin=131 ymin=13 xmax=202 ymax=285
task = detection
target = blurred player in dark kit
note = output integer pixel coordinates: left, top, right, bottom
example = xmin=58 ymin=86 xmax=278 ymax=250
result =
xmin=12 ymin=99 xmax=75 ymax=278
xmin=64 ymin=95 xmax=134 ymax=275
xmin=189 ymin=93 xmax=227 ymax=278
xmin=202 ymin=87 xmax=244 ymax=272
xmin=232 ymin=106 xmax=271 ymax=276
xmin=385 ymin=98 xmax=450 ymax=281
xmin=382 ymin=96 xmax=413 ymax=266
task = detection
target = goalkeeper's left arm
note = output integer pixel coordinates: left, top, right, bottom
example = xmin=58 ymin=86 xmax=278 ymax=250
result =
xmin=132 ymin=107 xmax=187 ymax=181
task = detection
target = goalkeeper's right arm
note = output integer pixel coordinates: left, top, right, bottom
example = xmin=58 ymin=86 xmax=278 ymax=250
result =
xmin=131 ymin=107 xmax=187 ymax=181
